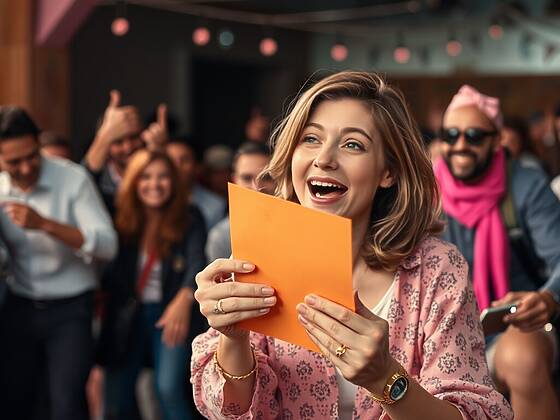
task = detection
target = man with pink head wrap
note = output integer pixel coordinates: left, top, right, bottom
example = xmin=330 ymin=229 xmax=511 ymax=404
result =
xmin=435 ymin=85 xmax=560 ymax=420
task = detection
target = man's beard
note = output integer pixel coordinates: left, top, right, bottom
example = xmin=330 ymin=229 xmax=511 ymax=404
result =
xmin=443 ymin=149 xmax=495 ymax=182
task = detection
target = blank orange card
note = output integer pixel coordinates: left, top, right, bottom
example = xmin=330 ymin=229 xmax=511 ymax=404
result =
xmin=228 ymin=183 xmax=354 ymax=352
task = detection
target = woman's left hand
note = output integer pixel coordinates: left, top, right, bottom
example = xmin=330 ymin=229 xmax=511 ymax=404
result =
xmin=156 ymin=288 xmax=193 ymax=348
xmin=297 ymin=291 xmax=400 ymax=394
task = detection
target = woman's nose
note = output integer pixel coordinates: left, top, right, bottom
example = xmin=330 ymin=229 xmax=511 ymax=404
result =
xmin=313 ymin=144 xmax=338 ymax=170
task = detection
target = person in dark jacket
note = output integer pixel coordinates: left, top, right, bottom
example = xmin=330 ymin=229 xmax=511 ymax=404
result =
xmin=98 ymin=149 xmax=207 ymax=420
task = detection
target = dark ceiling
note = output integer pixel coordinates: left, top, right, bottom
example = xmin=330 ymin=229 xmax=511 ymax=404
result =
xmin=128 ymin=0 xmax=556 ymax=20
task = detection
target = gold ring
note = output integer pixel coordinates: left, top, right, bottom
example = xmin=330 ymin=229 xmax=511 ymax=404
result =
xmin=335 ymin=344 xmax=348 ymax=358
xmin=213 ymin=299 xmax=227 ymax=314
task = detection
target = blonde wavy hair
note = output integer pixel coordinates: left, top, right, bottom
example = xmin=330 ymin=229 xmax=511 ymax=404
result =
xmin=115 ymin=149 xmax=188 ymax=257
xmin=265 ymin=71 xmax=442 ymax=271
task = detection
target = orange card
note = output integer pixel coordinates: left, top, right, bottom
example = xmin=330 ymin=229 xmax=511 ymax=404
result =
xmin=228 ymin=183 xmax=353 ymax=352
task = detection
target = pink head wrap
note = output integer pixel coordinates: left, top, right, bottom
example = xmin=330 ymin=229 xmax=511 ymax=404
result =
xmin=445 ymin=85 xmax=503 ymax=130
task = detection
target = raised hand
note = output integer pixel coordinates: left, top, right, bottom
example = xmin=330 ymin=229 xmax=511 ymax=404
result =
xmin=296 ymin=291 xmax=400 ymax=394
xmin=194 ymin=258 xmax=276 ymax=339
xmin=96 ymin=90 xmax=142 ymax=144
xmin=142 ymin=103 xmax=168 ymax=150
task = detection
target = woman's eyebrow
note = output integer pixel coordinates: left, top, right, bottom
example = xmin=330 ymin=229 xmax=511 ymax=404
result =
xmin=341 ymin=127 xmax=373 ymax=143
xmin=303 ymin=123 xmax=374 ymax=143
xmin=304 ymin=122 xmax=324 ymax=130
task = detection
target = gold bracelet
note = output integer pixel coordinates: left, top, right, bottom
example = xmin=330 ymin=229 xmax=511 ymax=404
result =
xmin=213 ymin=346 xmax=258 ymax=380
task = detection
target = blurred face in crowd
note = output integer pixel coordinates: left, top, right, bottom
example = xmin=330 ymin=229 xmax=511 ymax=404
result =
xmin=166 ymin=143 xmax=196 ymax=187
xmin=109 ymin=134 xmax=143 ymax=171
xmin=441 ymin=105 xmax=500 ymax=182
xmin=0 ymin=135 xmax=42 ymax=191
xmin=233 ymin=153 xmax=270 ymax=191
xmin=291 ymin=99 xmax=392 ymax=222
xmin=136 ymin=159 xmax=173 ymax=210
xmin=41 ymin=144 xmax=71 ymax=160
xmin=501 ymin=127 xmax=523 ymax=158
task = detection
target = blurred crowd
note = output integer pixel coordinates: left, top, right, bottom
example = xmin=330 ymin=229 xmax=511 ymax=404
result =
xmin=0 ymin=93 xmax=273 ymax=420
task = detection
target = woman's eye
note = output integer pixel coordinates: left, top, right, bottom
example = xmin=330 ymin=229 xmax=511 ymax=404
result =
xmin=301 ymin=135 xmax=319 ymax=144
xmin=344 ymin=141 xmax=365 ymax=151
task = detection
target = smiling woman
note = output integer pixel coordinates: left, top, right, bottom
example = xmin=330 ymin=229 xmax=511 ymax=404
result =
xmin=268 ymin=73 xmax=442 ymax=271
xmin=191 ymin=71 xmax=513 ymax=420
xmin=96 ymin=149 xmax=208 ymax=419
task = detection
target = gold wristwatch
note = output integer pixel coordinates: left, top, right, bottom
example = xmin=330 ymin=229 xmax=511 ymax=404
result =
xmin=369 ymin=365 xmax=409 ymax=405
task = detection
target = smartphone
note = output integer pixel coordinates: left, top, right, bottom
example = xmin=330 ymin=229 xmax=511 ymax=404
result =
xmin=480 ymin=303 xmax=517 ymax=336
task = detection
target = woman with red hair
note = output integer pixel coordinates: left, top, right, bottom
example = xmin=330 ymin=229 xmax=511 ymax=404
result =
xmin=98 ymin=149 xmax=206 ymax=420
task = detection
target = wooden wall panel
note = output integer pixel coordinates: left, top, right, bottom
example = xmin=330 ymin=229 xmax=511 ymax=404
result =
xmin=0 ymin=0 xmax=69 ymax=137
xmin=391 ymin=75 xmax=560 ymax=128
xmin=0 ymin=0 xmax=33 ymax=110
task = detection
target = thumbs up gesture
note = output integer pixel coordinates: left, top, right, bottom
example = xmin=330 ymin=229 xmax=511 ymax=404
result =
xmin=296 ymin=290 xmax=401 ymax=395
xmin=142 ymin=104 xmax=169 ymax=151
xmin=96 ymin=90 xmax=142 ymax=145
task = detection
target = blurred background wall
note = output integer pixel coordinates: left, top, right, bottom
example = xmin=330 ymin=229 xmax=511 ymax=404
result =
xmin=2 ymin=0 xmax=560 ymax=158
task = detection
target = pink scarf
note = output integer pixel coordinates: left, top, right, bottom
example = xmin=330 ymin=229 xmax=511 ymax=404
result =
xmin=434 ymin=149 xmax=509 ymax=311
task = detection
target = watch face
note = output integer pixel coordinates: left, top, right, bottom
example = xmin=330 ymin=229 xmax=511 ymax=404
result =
xmin=389 ymin=376 xmax=409 ymax=401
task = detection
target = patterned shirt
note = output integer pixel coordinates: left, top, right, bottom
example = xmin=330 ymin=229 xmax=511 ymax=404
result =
xmin=191 ymin=237 xmax=513 ymax=419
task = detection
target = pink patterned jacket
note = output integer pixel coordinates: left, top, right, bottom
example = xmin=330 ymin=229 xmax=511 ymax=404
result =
xmin=191 ymin=237 xmax=513 ymax=419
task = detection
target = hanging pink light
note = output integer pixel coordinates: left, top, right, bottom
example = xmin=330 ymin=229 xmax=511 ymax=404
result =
xmin=331 ymin=43 xmax=348 ymax=62
xmin=259 ymin=37 xmax=278 ymax=56
xmin=488 ymin=24 xmax=504 ymax=40
xmin=193 ymin=27 xmax=211 ymax=46
xmin=394 ymin=46 xmax=411 ymax=64
xmin=446 ymin=40 xmax=462 ymax=57
xmin=111 ymin=17 xmax=129 ymax=36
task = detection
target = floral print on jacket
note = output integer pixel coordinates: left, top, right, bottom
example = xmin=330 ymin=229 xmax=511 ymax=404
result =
xmin=191 ymin=237 xmax=513 ymax=419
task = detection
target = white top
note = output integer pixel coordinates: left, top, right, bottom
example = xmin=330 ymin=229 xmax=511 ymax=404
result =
xmin=336 ymin=280 xmax=397 ymax=419
xmin=0 ymin=156 xmax=117 ymax=299
xmin=139 ymin=252 xmax=162 ymax=303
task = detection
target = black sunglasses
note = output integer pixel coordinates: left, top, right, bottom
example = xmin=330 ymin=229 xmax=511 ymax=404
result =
xmin=440 ymin=127 xmax=498 ymax=146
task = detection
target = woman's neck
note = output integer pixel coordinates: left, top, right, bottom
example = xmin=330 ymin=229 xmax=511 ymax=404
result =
xmin=351 ymin=213 xmax=396 ymax=308
xmin=143 ymin=207 xmax=163 ymax=222
xmin=142 ymin=208 xmax=163 ymax=251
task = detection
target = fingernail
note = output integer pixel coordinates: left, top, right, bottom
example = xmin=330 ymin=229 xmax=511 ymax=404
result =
xmin=242 ymin=263 xmax=255 ymax=271
xmin=298 ymin=315 xmax=308 ymax=325
xmin=259 ymin=308 xmax=270 ymax=314
xmin=296 ymin=304 xmax=307 ymax=314
xmin=305 ymin=295 xmax=316 ymax=306
xmin=263 ymin=297 xmax=276 ymax=305
xmin=261 ymin=287 xmax=274 ymax=296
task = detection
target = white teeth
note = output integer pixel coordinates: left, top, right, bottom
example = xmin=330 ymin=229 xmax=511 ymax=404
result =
xmin=310 ymin=180 xmax=342 ymax=189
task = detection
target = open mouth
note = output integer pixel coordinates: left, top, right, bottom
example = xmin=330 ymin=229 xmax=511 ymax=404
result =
xmin=307 ymin=178 xmax=348 ymax=199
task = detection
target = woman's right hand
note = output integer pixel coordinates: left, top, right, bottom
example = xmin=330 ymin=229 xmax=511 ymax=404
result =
xmin=194 ymin=258 xmax=277 ymax=339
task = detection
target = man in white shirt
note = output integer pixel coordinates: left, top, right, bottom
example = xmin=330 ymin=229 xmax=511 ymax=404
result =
xmin=0 ymin=106 xmax=117 ymax=420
